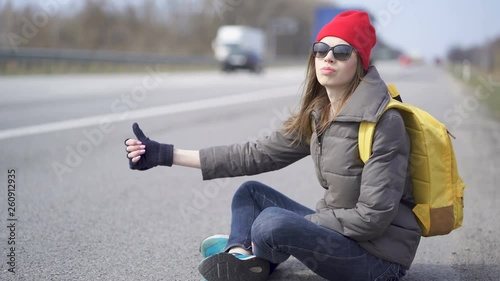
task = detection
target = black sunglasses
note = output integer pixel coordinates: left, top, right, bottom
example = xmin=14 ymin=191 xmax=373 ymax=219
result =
xmin=312 ymin=42 xmax=357 ymax=61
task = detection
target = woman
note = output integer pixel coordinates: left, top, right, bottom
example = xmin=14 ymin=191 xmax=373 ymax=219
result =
xmin=125 ymin=10 xmax=421 ymax=281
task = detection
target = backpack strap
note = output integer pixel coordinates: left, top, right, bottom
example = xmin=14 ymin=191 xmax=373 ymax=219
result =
xmin=358 ymin=121 xmax=376 ymax=163
xmin=358 ymin=84 xmax=399 ymax=163
xmin=388 ymin=83 xmax=403 ymax=102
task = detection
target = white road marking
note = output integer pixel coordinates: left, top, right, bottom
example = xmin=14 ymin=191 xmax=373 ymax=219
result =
xmin=0 ymin=86 xmax=300 ymax=140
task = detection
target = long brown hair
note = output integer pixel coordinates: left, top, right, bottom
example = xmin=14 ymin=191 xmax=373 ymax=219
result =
xmin=283 ymin=53 xmax=365 ymax=145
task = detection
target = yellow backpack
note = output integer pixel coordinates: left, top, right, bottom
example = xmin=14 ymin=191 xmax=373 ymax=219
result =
xmin=359 ymin=84 xmax=466 ymax=237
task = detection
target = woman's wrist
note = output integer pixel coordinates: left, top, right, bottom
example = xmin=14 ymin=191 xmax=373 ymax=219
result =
xmin=173 ymin=148 xmax=201 ymax=169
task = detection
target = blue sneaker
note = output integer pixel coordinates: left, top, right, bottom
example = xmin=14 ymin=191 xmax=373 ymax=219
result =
xmin=200 ymin=234 xmax=229 ymax=258
xmin=198 ymin=252 xmax=270 ymax=281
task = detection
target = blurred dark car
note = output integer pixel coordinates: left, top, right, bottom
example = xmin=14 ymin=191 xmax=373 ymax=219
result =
xmin=222 ymin=50 xmax=263 ymax=73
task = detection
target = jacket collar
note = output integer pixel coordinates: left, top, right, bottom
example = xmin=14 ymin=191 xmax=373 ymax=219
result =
xmin=312 ymin=66 xmax=390 ymax=123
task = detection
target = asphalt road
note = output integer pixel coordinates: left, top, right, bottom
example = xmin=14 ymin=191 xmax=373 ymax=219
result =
xmin=0 ymin=62 xmax=499 ymax=281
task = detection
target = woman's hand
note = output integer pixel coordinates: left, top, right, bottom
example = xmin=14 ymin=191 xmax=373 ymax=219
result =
xmin=124 ymin=123 xmax=174 ymax=170
xmin=125 ymin=138 xmax=145 ymax=164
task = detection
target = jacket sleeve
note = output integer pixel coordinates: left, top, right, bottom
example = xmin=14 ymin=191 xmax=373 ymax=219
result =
xmin=199 ymin=129 xmax=310 ymax=180
xmin=333 ymin=110 xmax=411 ymax=241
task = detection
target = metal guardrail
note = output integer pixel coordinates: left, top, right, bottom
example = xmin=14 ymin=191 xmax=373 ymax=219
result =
xmin=0 ymin=47 xmax=218 ymax=65
xmin=0 ymin=47 xmax=307 ymax=75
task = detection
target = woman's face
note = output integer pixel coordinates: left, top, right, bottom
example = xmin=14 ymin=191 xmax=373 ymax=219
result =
xmin=314 ymin=36 xmax=358 ymax=91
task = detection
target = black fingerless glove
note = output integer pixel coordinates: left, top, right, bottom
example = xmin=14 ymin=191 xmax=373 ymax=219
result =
xmin=128 ymin=122 xmax=174 ymax=170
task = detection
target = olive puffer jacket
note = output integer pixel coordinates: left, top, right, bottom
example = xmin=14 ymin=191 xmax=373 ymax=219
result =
xmin=199 ymin=66 xmax=421 ymax=269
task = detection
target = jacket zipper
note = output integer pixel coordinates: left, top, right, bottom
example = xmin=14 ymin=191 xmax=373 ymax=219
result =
xmin=318 ymin=134 xmax=323 ymax=155
xmin=316 ymin=129 xmax=327 ymax=186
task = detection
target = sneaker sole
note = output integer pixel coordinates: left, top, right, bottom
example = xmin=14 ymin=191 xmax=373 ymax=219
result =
xmin=198 ymin=252 xmax=270 ymax=281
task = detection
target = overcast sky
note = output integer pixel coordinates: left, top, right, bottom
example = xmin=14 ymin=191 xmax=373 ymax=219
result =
xmin=334 ymin=0 xmax=500 ymax=60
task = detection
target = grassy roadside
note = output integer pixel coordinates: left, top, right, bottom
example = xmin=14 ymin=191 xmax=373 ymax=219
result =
xmin=0 ymin=61 xmax=219 ymax=75
xmin=448 ymin=63 xmax=500 ymax=119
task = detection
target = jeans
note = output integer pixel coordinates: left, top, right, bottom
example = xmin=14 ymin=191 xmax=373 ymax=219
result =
xmin=225 ymin=181 xmax=406 ymax=281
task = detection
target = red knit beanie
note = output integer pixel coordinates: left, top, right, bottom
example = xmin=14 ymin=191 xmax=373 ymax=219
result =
xmin=316 ymin=10 xmax=376 ymax=70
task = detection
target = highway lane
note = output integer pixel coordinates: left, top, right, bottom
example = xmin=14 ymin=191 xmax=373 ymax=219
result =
xmin=0 ymin=68 xmax=305 ymax=130
xmin=0 ymin=62 xmax=499 ymax=280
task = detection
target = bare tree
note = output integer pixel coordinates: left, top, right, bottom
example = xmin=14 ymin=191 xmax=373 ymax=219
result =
xmin=0 ymin=0 xmax=331 ymax=56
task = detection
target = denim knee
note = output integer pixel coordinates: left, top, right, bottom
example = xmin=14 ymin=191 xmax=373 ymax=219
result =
xmin=251 ymin=207 xmax=292 ymax=263
xmin=234 ymin=180 xmax=262 ymax=197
